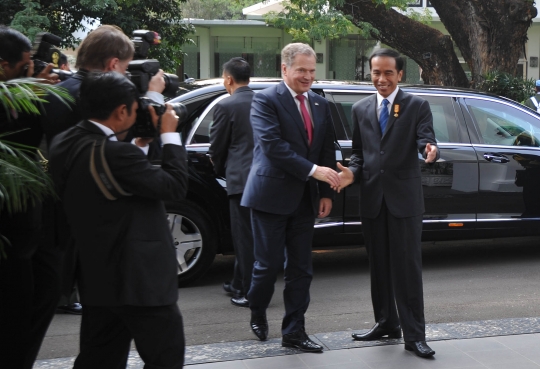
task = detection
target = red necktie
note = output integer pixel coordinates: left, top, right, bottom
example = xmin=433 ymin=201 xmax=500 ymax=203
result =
xmin=296 ymin=94 xmax=313 ymax=145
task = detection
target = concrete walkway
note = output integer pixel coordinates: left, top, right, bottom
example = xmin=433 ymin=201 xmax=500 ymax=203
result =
xmin=34 ymin=317 xmax=540 ymax=368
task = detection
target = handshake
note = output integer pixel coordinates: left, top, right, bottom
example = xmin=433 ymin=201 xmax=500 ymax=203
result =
xmin=313 ymin=162 xmax=353 ymax=194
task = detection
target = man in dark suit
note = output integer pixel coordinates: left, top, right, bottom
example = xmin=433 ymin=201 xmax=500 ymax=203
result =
xmin=49 ymin=72 xmax=187 ymax=368
xmin=209 ymin=57 xmax=254 ymax=307
xmin=41 ymin=24 xmax=167 ymax=317
xmin=0 ymin=25 xmax=60 ymax=369
xmin=42 ymin=24 xmax=166 ymax=146
xmin=241 ymin=43 xmax=339 ymax=352
xmin=338 ymin=48 xmax=438 ymax=358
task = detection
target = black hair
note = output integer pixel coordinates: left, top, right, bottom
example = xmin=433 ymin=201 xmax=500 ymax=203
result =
xmin=369 ymin=48 xmax=404 ymax=72
xmin=59 ymin=53 xmax=68 ymax=66
xmin=0 ymin=25 xmax=32 ymax=67
xmin=222 ymin=57 xmax=251 ymax=84
xmin=79 ymin=71 xmax=139 ymax=120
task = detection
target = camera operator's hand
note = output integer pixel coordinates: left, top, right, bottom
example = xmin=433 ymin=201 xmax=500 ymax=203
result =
xmin=148 ymin=69 xmax=165 ymax=94
xmin=148 ymin=104 xmax=178 ymax=134
xmin=27 ymin=61 xmax=59 ymax=84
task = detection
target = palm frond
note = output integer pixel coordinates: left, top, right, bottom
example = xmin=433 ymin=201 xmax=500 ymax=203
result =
xmin=0 ymin=78 xmax=74 ymax=119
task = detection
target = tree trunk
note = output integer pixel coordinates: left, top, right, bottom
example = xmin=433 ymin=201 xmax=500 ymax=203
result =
xmin=338 ymin=0 xmax=470 ymax=87
xmin=430 ymin=0 xmax=536 ymax=86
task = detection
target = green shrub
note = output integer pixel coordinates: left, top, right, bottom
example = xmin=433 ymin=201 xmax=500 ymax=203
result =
xmin=477 ymin=70 xmax=535 ymax=104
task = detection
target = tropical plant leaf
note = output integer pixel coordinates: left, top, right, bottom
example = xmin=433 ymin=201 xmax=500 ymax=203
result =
xmin=0 ymin=79 xmax=73 ymax=120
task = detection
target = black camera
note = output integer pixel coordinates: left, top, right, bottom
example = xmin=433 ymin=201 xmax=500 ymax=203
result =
xmin=127 ymin=30 xmax=179 ymax=97
xmin=132 ymin=97 xmax=188 ymax=138
xmin=128 ymin=59 xmax=179 ymax=97
xmin=31 ymin=32 xmax=72 ymax=81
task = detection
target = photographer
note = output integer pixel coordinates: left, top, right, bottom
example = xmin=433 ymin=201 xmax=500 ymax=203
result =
xmin=0 ymin=25 xmax=60 ymax=369
xmin=41 ymin=24 xmax=166 ymax=146
xmin=49 ymin=71 xmax=188 ymax=369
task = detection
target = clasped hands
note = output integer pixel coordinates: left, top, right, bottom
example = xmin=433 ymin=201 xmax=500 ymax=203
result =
xmin=319 ymin=144 xmax=438 ymax=193
xmin=312 ymin=165 xmax=352 ymax=193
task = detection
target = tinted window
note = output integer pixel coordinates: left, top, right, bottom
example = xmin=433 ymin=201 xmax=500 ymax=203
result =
xmin=421 ymin=95 xmax=460 ymax=144
xmin=193 ymin=106 xmax=215 ymax=144
xmin=465 ymin=98 xmax=540 ymax=147
xmin=328 ymin=93 xmax=459 ymax=143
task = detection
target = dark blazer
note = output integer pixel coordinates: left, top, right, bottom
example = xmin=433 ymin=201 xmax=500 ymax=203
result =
xmin=208 ymin=86 xmax=254 ymax=195
xmin=41 ymin=70 xmax=86 ymax=146
xmin=241 ymin=81 xmax=335 ymax=215
xmin=49 ymin=121 xmax=188 ymax=306
xmin=348 ymin=89 xmax=438 ymax=218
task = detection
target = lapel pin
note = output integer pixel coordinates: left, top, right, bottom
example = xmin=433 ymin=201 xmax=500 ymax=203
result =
xmin=314 ymin=102 xmax=319 ymax=106
xmin=394 ymin=104 xmax=400 ymax=118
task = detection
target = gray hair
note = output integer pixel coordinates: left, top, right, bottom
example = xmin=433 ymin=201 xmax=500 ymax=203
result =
xmin=281 ymin=43 xmax=316 ymax=68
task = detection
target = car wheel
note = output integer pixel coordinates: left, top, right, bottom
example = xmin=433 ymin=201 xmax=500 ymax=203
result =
xmin=166 ymin=200 xmax=217 ymax=286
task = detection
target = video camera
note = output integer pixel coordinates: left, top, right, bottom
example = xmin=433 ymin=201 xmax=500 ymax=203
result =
xmin=127 ymin=30 xmax=184 ymax=138
xmin=31 ymin=32 xmax=72 ymax=81
xmin=127 ymin=30 xmax=179 ymax=97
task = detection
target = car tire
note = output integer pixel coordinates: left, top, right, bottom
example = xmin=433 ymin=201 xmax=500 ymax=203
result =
xmin=166 ymin=200 xmax=217 ymax=286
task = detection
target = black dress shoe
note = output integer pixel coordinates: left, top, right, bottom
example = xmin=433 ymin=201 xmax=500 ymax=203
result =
xmin=250 ymin=313 xmax=268 ymax=341
xmin=56 ymin=303 xmax=83 ymax=315
xmin=222 ymin=281 xmax=241 ymax=296
xmin=282 ymin=329 xmax=323 ymax=353
xmin=351 ymin=322 xmax=402 ymax=341
xmin=405 ymin=341 xmax=435 ymax=358
xmin=231 ymin=296 xmax=249 ymax=307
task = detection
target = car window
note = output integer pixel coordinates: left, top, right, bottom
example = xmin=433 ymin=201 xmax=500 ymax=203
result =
xmin=193 ymin=106 xmax=215 ymax=144
xmin=464 ymin=98 xmax=540 ymax=147
xmin=328 ymin=93 xmax=459 ymax=143
xmin=327 ymin=93 xmax=371 ymax=139
xmin=420 ymin=95 xmax=460 ymax=143
xmin=189 ymin=94 xmax=230 ymax=144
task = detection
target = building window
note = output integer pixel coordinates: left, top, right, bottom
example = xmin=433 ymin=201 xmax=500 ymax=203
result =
xmin=212 ymin=36 xmax=281 ymax=78
xmin=408 ymin=0 xmax=422 ymax=7
xmin=182 ymin=36 xmax=200 ymax=79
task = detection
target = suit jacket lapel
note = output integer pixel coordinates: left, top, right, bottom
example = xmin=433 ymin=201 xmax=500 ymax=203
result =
xmin=307 ymin=91 xmax=323 ymax=147
xmin=382 ymin=89 xmax=406 ymax=140
xmin=366 ymin=95 xmax=381 ymax=140
xmin=277 ymin=81 xmax=310 ymax=147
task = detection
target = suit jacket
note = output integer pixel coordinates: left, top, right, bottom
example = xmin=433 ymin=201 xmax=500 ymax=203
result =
xmin=348 ymin=89 xmax=438 ymax=219
xmin=41 ymin=70 xmax=86 ymax=146
xmin=208 ymin=86 xmax=254 ymax=195
xmin=49 ymin=121 xmax=188 ymax=306
xmin=241 ymin=81 xmax=335 ymax=215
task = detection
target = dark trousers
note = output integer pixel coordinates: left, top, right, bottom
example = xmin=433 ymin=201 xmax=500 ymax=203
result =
xmin=74 ymin=304 xmax=185 ymax=369
xmin=0 ymin=204 xmax=63 ymax=369
xmin=362 ymin=199 xmax=426 ymax=341
xmin=229 ymin=194 xmax=255 ymax=295
xmin=247 ymin=187 xmax=315 ymax=335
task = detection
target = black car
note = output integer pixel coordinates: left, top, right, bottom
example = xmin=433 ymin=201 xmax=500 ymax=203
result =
xmin=167 ymin=78 xmax=540 ymax=286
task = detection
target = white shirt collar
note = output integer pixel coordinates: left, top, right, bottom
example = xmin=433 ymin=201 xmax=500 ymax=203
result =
xmin=377 ymin=86 xmax=400 ymax=107
xmin=88 ymin=120 xmax=118 ymax=141
xmin=284 ymin=82 xmax=308 ymax=100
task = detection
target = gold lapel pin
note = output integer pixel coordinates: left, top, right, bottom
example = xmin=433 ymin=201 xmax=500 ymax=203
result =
xmin=394 ymin=104 xmax=400 ymax=118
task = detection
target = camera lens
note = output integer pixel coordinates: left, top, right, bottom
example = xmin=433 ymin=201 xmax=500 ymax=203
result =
xmin=163 ymin=73 xmax=180 ymax=97
xmin=169 ymin=102 xmax=187 ymax=122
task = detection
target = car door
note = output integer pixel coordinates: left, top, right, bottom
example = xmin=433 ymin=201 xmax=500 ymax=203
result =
xmin=324 ymin=90 xmax=479 ymax=241
xmin=460 ymin=96 xmax=540 ymax=234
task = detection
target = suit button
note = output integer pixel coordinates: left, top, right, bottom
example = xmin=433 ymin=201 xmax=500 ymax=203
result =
xmin=380 ymin=169 xmax=384 ymax=174
xmin=380 ymin=151 xmax=384 ymax=155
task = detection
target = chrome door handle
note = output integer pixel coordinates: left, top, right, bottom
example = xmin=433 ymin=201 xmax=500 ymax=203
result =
xmin=483 ymin=153 xmax=509 ymax=163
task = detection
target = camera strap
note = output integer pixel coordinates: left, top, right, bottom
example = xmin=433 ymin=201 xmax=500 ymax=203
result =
xmin=89 ymin=138 xmax=132 ymax=200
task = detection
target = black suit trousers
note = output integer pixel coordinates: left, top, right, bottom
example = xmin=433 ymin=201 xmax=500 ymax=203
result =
xmin=247 ymin=185 xmax=315 ymax=335
xmin=74 ymin=304 xmax=185 ymax=369
xmin=362 ymin=199 xmax=426 ymax=341
xmin=0 ymin=203 xmax=63 ymax=369
xmin=229 ymin=194 xmax=255 ymax=295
